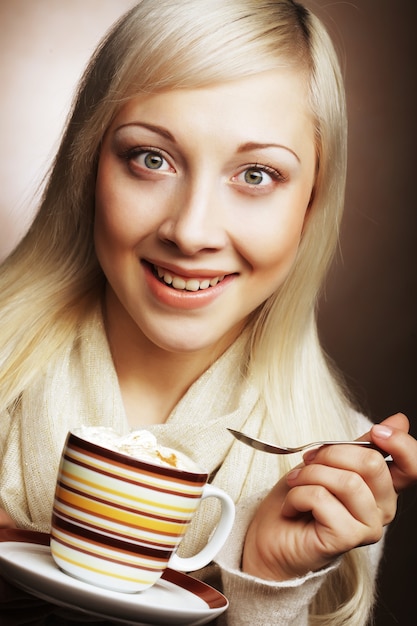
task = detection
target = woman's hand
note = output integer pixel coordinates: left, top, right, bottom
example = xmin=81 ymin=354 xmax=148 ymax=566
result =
xmin=242 ymin=412 xmax=417 ymax=582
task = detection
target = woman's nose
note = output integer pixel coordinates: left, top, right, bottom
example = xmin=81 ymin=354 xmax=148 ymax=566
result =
xmin=157 ymin=185 xmax=227 ymax=256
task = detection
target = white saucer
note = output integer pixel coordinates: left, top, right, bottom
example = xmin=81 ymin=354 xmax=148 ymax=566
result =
xmin=0 ymin=541 xmax=228 ymax=625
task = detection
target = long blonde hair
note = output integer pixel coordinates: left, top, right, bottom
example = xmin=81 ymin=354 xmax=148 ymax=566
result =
xmin=0 ymin=1 xmax=375 ymax=622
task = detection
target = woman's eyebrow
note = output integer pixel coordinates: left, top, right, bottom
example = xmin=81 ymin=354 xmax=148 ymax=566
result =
xmin=237 ymin=141 xmax=300 ymax=163
xmin=114 ymin=124 xmax=300 ymax=162
xmin=115 ymin=122 xmax=176 ymax=142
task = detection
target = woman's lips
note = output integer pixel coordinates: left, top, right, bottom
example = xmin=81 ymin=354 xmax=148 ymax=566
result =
xmin=142 ymin=261 xmax=236 ymax=310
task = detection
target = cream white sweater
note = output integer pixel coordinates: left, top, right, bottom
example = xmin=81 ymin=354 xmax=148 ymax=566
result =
xmin=0 ymin=308 xmax=382 ymax=624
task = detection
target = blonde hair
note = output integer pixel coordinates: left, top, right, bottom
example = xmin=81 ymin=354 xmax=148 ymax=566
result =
xmin=0 ymin=1 xmax=375 ymax=622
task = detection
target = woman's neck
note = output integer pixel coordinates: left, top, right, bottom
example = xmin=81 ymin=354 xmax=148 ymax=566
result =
xmin=113 ymin=340 xmax=217 ymax=428
xmin=101 ymin=292 xmax=235 ymax=428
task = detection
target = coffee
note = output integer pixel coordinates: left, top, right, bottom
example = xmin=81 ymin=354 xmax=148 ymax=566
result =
xmin=73 ymin=426 xmax=198 ymax=471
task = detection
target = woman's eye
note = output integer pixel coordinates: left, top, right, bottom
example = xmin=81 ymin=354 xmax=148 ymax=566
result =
xmin=119 ymin=146 xmax=172 ymax=173
xmin=242 ymin=167 xmax=271 ymax=186
xmin=233 ymin=165 xmax=282 ymax=190
xmin=134 ymin=150 xmax=170 ymax=171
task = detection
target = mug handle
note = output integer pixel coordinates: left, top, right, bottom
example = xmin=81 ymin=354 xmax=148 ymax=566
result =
xmin=169 ymin=483 xmax=235 ymax=572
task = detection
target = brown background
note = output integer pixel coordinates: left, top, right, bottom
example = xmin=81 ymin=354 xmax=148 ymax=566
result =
xmin=0 ymin=1 xmax=416 ymax=624
xmin=312 ymin=3 xmax=417 ymax=623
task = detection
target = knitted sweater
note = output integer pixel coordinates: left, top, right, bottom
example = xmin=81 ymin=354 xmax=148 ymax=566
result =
xmin=0 ymin=308 xmax=382 ymax=624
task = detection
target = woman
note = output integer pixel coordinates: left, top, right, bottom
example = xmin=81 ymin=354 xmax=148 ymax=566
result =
xmin=1 ymin=1 xmax=416 ymax=624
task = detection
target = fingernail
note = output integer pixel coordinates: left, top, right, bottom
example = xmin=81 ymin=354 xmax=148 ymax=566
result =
xmin=287 ymin=468 xmax=301 ymax=481
xmin=303 ymin=448 xmax=318 ymax=463
xmin=372 ymin=424 xmax=393 ymax=439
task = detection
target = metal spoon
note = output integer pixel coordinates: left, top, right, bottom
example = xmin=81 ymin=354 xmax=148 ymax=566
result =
xmin=227 ymin=428 xmax=387 ymax=456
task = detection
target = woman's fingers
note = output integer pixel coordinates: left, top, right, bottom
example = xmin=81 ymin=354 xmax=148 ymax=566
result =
xmin=355 ymin=413 xmax=417 ymax=492
xmin=286 ymin=460 xmax=395 ymax=528
xmin=302 ymin=444 xmax=396 ymax=518
xmin=281 ymin=482 xmax=382 ymax=555
xmin=370 ymin=415 xmax=417 ymax=491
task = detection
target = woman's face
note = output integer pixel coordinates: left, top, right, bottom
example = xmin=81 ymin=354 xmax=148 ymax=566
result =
xmin=95 ymin=69 xmax=316 ymax=356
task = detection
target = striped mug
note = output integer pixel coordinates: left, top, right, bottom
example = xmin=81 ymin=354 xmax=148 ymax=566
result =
xmin=50 ymin=431 xmax=235 ymax=592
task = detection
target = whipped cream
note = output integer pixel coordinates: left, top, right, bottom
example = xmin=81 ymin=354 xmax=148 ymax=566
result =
xmin=73 ymin=426 xmax=199 ymax=471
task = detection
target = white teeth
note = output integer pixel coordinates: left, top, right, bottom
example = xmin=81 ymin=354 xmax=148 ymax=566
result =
xmin=185 ymin=279 xmax=200 ymax=292
xmin=209 ymin=275 xmax=224 ymax=287
xmin=172 ymin=276 xmax=186 ymax=289
xmin=157 ymin=266 xmax=173 ymax=284
xmin=154 ymin=265 xmax=225 ymax=291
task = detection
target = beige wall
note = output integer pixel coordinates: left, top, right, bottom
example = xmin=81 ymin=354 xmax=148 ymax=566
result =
xmin=1 ymin=2 xmax=416 ymax=623
xmin=0 ymin=0 xmax=136 ymax=257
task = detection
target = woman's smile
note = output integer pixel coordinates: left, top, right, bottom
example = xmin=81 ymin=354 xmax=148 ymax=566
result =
xmin=152 ymin=263 xmax=227 ymax=292
xmin=94 ymin=69 xmax=316 ymax=357
xmin=142 ymin=260 xmax=237 ymax=311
